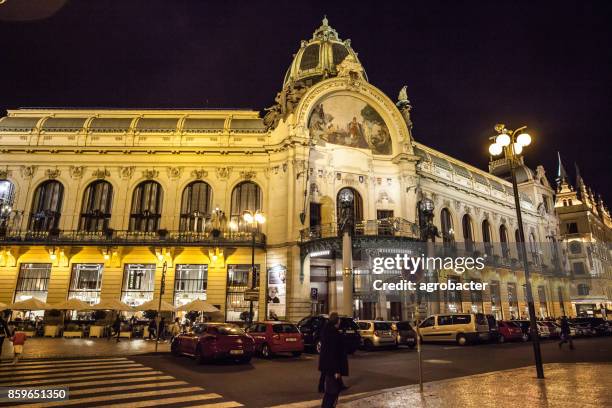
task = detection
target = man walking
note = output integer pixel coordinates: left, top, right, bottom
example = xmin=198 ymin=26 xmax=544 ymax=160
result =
xmin=558 ymin=315 xmax=574 ymax=350
xmin=0 ymin=313 xmax=11 ymax=365
xmin=318 ymin=312 xmax=348 ymax=408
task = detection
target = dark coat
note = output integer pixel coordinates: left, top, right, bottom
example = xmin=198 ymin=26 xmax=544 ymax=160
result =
xmin=560 ymin=317 xmax=571 ymax=335
xmin=318 ymin=322 xmax=349 ymax=376
xmin=0 ymin=318 xmax=9 ymax=337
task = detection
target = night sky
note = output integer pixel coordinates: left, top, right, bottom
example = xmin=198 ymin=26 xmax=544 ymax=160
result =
xmin=1 ymin=1 xmax=610 ymax=202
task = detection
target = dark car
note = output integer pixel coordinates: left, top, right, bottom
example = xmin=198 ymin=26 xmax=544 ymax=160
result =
xmin=513 ymin=320 xmax=535 ymax=340
xmin=485 ymin=314 xmax=500 ymax=343
xmin=571 ymin=317 xmax=610 ymax=336
xmin=246 ymin=321 xmax=304 ymax=358
xmin=171 ymin=323 xmax=255 ymax=364
xmin=297 ymin=315 xmax=360 ymax=354
xmin=392 ymin=321 xmax=417 ymax=348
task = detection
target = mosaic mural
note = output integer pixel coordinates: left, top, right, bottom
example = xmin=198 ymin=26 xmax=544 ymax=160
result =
xmin=308 ymin=94 xmax=392 ymax=155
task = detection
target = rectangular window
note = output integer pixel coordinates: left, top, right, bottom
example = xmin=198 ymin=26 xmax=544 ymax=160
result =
xmin=121 ymin=264 xmax=156 ymax=306
xmin=572 ymin=262 xmax=586 ymax=275
xmin=309 ymin=202 xmax=321 ymax=228
xmin=174 ymin=264 xmax=208 ymax=306
xmin=69 ymin=264 xmax=104 ymax=304
xmin=14 ymin=263 xmax=51 ymax=303
xmin=225 ymin=264 xmax=259 ymax=323
xmin=507 ymin=282 xmax=518 ymax=309
xmin=567 ymin=222 xmax=578 ymax=234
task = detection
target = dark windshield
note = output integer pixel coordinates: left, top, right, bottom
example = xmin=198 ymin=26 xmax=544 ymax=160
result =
xmin=396 ymin=322 xmax=413 ymax=330
xmin=374 ymin=322 xmax=392 ymax=331
xmin=272 ymin=324 xmax=299 ymax=333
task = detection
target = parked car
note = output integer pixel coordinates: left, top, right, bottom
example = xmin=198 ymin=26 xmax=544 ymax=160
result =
xmin=356 ymin=320 xmax=397 ymax=350
xmin=569 ymin=320 xmax=593 ymax=337
xmin=542 ymin=321 xmax=561 ymax=338
xmin=297 ymin=315 xmax=360 ymax=354
xmin=497 ymin=320 xmax=526 ymax=342
xmin=246 ymin=321 xmax=304 ymax=358
xmin=418 ymin=313 xmax=489 ymax=345
xmin=391 ymin=321 xmax=417 ymax=348
xmin=171 ymin=323 xmax=255 ymax=364
xmin=536 ymin=321 xmax=552 ymax=338
xmin=485 ymin=314 xmax=500 ymax=343
xmin=571 ymin=317 xmax=610 ymax=336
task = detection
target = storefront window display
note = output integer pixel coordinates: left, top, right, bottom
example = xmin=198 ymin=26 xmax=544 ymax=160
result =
xmin=69 ymin=263 xmax=104 ymax=304
xmin=174 ymin=264 xmax=208 ymax=306
xmin=121 ymin=264 xmax=156 ymax=306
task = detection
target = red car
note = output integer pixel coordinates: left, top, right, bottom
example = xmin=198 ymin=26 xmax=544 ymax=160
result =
xmin=171 ymin=323 xmax=255 ymax=364
xmin=497 ymin=320 xmax=526 ymax=342
xmin=246 ymin=321 xmax=304 ymax=358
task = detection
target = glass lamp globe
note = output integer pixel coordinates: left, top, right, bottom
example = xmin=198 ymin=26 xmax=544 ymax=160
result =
xmin=496 ymin=133 xmax=511 ymax=147
xmin=489 ymin=143 xmax=503 ymax=156
xmin=254 ymin=211 xmax=266 ymax=224
xmin=517 ymin=132 xmax=531 ymax=146
xmin=243 ymin=211 xmax=254 ymax=223
xmin=513 ymin=142 xmax=523 ymax=155
xmin=419 ymin=198 xmax=434 ymax=212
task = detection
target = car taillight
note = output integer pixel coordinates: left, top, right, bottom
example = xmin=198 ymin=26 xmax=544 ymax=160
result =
xmin=374 ymin=331 xmax=380 ymax=337
xmin=273 ymin=334 xmax=280 ymax=340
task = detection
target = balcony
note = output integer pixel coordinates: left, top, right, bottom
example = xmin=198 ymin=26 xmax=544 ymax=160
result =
xmin=300 ymin=218 xmax=419 ymax=243
xmin=0 ymin=228 xmax=266 ymax=247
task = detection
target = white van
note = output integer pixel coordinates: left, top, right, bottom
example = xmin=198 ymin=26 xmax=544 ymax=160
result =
xmin=418 ymin=313 xmax=490 ymax=345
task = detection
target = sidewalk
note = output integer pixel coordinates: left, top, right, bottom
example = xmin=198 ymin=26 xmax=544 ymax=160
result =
xmin=341 ymin=363 xmax=612 ymax=408
xmin=0 ymin=337 xmax=170 ymax=360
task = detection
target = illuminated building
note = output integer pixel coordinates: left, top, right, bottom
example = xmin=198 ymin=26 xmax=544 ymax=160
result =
xmin=0 ymin=18 xmax=575 ymax=321
xmin=554 ymin=154 xmax=612 ymax=316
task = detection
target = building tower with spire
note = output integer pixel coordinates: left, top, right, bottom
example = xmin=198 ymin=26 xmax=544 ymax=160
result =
xmin=554 ymin=153 xmax=612 ymax=316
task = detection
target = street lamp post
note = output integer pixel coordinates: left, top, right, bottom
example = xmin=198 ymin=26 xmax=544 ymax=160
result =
xmin=243 ymin=210 xmax=265 ymax=326
xmin=488 ymin=123 xmax=544 ymax=379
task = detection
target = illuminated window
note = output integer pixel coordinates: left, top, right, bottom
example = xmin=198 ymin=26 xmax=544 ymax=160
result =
xmin=14 ymin=263 xmax=51 ymax=303
xmin=129 ymin=181 xmax=163 ymax=232
xmin=121 ymin=264 xmax=156 ymax=306
xmin=29 ymin=180 xmax=64 ymax=232
xmin=230 ymin=181 xmax=261 ymax=231
xmin=79 ymin=180 xmax=113 ymax=232
xmin=69 ymin=264 xmax=104 ymax=304
xmin=174 ymin=264 xmax=208 ymax=306
xmin=180 ymin=181 xmax=212 ymax=232
xmin=0 ymin=180 xmax=15 ymax=231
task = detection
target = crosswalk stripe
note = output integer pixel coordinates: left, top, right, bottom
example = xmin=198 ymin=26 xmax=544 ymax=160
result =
xmin=0 ymin=358 xmax=128 ymax=367
xmin=0 ymin=375 xmax=176 ymax=389
xmin=69 ymin=380 xmax=187 ymax=395
xmin=0 ymin=360 xmax=135 ymax=371
xmin=0 ymin=370 xmax=166 ymax=386
xmin=17 ymin=387 xmax=211 ymax=408
xmin=0 ymin=362 xmax=142 ymax=376
xmin=95 ymin=393 xmax=227 ymax=408
xmin=0 ymin=367 xmax=154 ymax=383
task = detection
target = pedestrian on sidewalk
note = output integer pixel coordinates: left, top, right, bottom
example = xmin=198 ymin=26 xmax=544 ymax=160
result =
xmin=148 ymin=318 xmax=157 ymax=340
xmin=0 ymin=313 xmax=11 ymax=365
xmin=10 ymin=330 xmax=26 ymax=365
xmin=558 ymin=316 xmax=574 ymax=350
xmin=170 ymin=318 xmax=180 ymax=342
xmin=318 ymin=312 xmax=349 ymax=408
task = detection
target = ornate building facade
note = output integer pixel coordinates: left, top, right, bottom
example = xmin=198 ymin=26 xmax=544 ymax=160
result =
xmin=0 ymin=18 xmax=574 ymax=322
xmin=555 ymin=155 xmax=612 ymax=316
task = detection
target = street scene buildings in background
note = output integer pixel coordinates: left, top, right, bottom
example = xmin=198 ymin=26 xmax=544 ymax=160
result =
xmin=0 ymin=18 xmax=611 ymax=323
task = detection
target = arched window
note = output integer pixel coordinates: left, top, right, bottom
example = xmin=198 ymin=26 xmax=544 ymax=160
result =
xmin=529 ymin=232 xmax=539 ymax=264
xmin=336 ymin=187 xmax=363 ymax=232
xmin=499 ymin=225 xmax=509 ymax=258
xmin=180 ymin=181 xmax=213 ymax=232
xmin=462 ymin=214 xmax=474 ymax=252
xmin=79 ymin=181 xmax=113 ymax=232
xmin=482 ymin=219 xmax=492 ymax=256
xmin=230 ymin=181 xmax=262 ymax=230
xmin=29 ymin=180 xmax=64 ymax=232
xmin=0 ymin=180 xmax=15 ymax=231
xmin=129 ymin=181 xmax=163 ymax=232
xmin=515 ymin=229 xmax=524 ymax=261
xmin=440 ymin=208 xmax=454 ymax=247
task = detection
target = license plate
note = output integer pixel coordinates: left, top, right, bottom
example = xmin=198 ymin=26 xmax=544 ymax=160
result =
xmin=345 ymin=330 xmax=355 ymax=334
xmin=286 ymin=338 xmax=297 ymax=342
xmin=230 ymin=349 xmax=243 ymax=355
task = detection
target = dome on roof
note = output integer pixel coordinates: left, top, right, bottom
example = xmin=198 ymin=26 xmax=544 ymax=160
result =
xmin=283 ymin=17 xmax=367 ymax=88
xmin=489 ymin=158 xmax=534 ymax=183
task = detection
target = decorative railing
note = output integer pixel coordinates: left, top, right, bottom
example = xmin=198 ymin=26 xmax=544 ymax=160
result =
xmin=300 ymin=217 xmax=419 ymax=243
xmin=0 ymin=228 xmax=265 ymax=247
